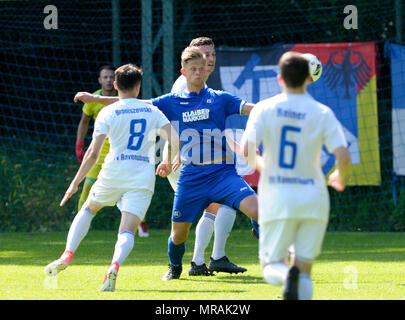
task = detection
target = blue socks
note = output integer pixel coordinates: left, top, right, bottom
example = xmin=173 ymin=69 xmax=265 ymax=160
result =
xmin=168 ymin=236 xmax=185 ymax=271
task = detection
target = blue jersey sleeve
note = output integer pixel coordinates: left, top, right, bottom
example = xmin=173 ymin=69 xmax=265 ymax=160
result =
xmin=151 ymin=93 xmax=173 ymax=120
xmin=221 ymin=91 xmax=246 ymax=117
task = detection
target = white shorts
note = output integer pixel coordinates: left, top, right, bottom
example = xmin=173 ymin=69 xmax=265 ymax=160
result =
xmin=88 ymin=181 xmax=153 ymax=221
xmin=167 ymin=165 xmax=181 ymax=192
xmin=259 ymin=218 xmax=327 ymax=265
xmin=162 ymin=140 xmax=181 ymax=191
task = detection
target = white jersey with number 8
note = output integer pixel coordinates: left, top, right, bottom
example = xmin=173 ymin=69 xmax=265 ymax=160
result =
xmin=93 ymin=98 xmax=169 ymax=192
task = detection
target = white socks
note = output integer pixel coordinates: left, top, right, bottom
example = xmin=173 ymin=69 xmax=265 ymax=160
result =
xmin=65 ymin=208 xmax=135 ymax=271
xmin=263 ymin=263 xmax=314 ymax=300
xmin=112 ymin=231 xmax=135 ymax=266
xmin=212 ymin=205 xmax=236 ymax=260
xmin=298 ymin=273 xmax=313 ymax=300
xmin=262 ymin=263 xmax=289 ymax=286
xmin=192 ymin=205 xmax=237 ymax=265
xmin=192 ymin=211 xmax=215 ymax=265
xmin=65 ymin=207 xmax=95 ymax=253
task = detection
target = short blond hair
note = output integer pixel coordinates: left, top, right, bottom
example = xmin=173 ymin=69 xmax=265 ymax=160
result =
xmin=181 ymin=46 xmax=206 ymax=68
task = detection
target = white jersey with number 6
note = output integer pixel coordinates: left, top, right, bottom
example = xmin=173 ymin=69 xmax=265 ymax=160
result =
xmin=242 ymin=92 xmax=347 ymax=224
xmin=93 ymin=98 xmax=169 ymax=192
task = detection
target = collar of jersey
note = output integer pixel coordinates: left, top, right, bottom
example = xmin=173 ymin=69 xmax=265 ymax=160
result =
xmin=183 ymin=87 xmax=208 ymax=97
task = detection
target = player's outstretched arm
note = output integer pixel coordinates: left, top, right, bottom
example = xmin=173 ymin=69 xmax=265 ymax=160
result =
xmin=60 ymin=135 xmax=106 ymax=206
xmin=241 ymin=139 xmax=264 ymax=172
xmin=226 ymin=132 xmax=263 ymax=172
xmin=74 ymin=92 xmax=119 ymax=106
xmin=74 ymin=92 xmax=153 ymax=106
xmin=328 ymin=146 xmax=351 ymax=192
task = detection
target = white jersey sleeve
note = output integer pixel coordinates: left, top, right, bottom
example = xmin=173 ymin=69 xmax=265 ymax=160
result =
xmin=93 ymin=107 xmax=112 ymax=138
xmin=155 ymin=106 xmax=170 ymax=129
xmin=323 ymin=108 xmax=348 ymax=153
xmin=242 ymin=102 xmax=267 ymax=146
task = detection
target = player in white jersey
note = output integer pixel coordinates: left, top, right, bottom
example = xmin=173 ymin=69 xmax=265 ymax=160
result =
xmin=44 ymin=64 xmax=179 ymax=292
xmin=241 ymin=52 xmax=351 ymax=300
xmin=164 ymin=37 xmax=250 ymax=276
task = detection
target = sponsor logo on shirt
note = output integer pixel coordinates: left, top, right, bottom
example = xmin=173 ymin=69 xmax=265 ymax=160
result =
xmin=182 ymin=109 xmax=210 ymax=122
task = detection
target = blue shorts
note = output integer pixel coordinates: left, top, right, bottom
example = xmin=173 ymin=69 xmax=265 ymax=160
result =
xmin=172 ymin=164 xmax=256 ymax=223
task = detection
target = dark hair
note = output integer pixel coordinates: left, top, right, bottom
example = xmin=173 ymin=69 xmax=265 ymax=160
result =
xmin=278 ymin=52 xmax=309 ymax=88
xmin=114 ymin=64 xmax=143 ymax=91
xmin=189 ymin=37 xmax=215 ymax=48
xmin=99 ymin=65 xmax=116 ymax=74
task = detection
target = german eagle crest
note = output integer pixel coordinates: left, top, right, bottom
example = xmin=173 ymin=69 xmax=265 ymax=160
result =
xmin=324 ymin=50 xmax=371 ymax=99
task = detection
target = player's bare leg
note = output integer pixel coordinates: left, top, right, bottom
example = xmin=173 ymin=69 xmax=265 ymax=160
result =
xmin=238 ymin=194 xmax=258 ymax=222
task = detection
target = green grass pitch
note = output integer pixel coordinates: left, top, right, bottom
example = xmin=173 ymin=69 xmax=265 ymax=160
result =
xmin=0 ymin=229 xmax=404 ymax=300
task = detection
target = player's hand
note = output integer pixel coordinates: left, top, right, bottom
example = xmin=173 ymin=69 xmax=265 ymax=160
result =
xmin=74 ymin=92 xmax=97 ymax=104
xmin=156 ymin=162 xmax=172 ymax=178
xmin=60 ymin=183 xmax=78 ymax=207
xmin=328 ymin=170 xmax=346 ymax=192
xmin=75 ymin=140 xmax=85 ymax=163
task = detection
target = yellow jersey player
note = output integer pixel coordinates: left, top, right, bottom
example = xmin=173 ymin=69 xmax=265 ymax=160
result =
xmin=76 ymin=65 xmax=116 ymax=211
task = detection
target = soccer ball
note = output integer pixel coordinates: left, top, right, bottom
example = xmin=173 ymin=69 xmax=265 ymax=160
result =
xmin=302 ymin=53 xmax=322 ymax=82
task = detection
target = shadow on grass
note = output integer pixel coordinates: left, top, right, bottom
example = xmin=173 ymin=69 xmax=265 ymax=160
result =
xmin=183 ymin=274 xmax=263 ymax=284
xmin=116 ymin=289 xmax=246 ymax=294
xmin=211 ymin=275 xmax=263 ymax=284
xmin=1 ymin=230 xmax=404 ymax=267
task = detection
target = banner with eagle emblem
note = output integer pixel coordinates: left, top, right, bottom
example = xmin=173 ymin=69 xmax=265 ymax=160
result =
xmin=386 ymin=42 xmax=405 ymax=176
xmin=208 ymin=42 xmax=380 ymax=186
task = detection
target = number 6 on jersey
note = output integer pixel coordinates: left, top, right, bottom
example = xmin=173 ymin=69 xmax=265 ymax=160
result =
xmin=279 ymin=125 xmax=301 ymax=169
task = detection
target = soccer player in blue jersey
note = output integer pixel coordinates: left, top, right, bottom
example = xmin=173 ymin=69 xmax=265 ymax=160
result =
xmin=169 ymin=37 xmax=252 ymax=276
xmin=74 ymin=46 xmax=259 ymax=281
xmin=150 ymin=47 xmax=258 ymax=280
